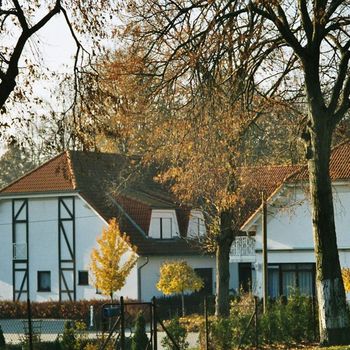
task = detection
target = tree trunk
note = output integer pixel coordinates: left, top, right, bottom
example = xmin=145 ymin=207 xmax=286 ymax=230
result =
xmin=306 ymin=119 xmax=350 ymax=345
xmin=215 ymin=210 xmax=234 ymax=317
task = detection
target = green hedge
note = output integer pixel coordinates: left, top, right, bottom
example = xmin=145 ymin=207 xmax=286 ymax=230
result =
xmin=0 ymin=299 xmax=141 ymax=320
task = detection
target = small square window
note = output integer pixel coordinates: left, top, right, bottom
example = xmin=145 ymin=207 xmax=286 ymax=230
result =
xmin=38 ymin=271 xmax=51 ymax=292
xmin=78 ymin=271 xmax=89 ymax=286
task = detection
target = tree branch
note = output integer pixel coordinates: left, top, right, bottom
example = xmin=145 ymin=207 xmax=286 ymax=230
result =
xmin=12 ymin=0 xmax=28 ymax=30
xmin=324 ymin=0 xmax=346 ymax=23
xmin=333 ymin=71 xmax=350 ymax=126
xmin=328 ymin=46 xmax=350 ymax=114
xmin=250 ymin=3 xmax=305 ymax=59
xmin=0 ymin=10 xmax=17 ymax=30
xmin=29 ymin=0 xmax=61 ymax=35
xmin=298 ymin=0 xmax=312 ymax=42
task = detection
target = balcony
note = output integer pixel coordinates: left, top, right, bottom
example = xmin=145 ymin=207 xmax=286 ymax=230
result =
xmin=230 ymin=236 xmax=256 ymax=262
xmin=13 ymin=243 xmax=27 ymax=260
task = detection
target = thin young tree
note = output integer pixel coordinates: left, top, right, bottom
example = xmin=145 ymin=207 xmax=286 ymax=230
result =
xmin=157 ymin=261 xmax=203 ymax=316
xmin=121 ymin=1 xmax=350 ymax=344
xmin=90 ymin=218 xmax=138 ymax=301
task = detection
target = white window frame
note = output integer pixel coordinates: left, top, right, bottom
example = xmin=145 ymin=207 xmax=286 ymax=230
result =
xmin=148 ymin=210 xmax=180 ymax=239
xmin=187 ymin=210 xmax=206 ymax=237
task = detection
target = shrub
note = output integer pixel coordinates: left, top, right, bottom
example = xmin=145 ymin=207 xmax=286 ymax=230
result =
xmin=61 ymin=321 xmax=76 ymax=350
xmin=131 ymin=312 xmax=149 ymax=350
xmin=0 ymin=325 xmax=5 ymax=349
xmin=208 ymin=291 xmax=318 ymax=348
xmin=210 ymin=317 xmax=233 ymax=350
xmin=161 ymin=318 xmax=189 ymax=350
xmin=259 ymin=292 xmax=317 ymax=344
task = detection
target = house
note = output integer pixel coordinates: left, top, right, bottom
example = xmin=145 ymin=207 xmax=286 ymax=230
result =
xmin=232 ymin=139 xmax=350 ymax=299
xmin=0 ymin=151 xmax=222 ymax=302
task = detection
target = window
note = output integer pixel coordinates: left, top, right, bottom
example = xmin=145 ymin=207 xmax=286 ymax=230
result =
xmin=187 ymin=210 xmax=206 ymax=237
xmin=238 ymin=263 xmax=252 ymax=293
xmin=78 ymin=271 xmax=89 ymax=285
xmin=267 ymin=263 xmax=315 ymax=298
xmin=37 ymin=271 xmax=51 ymax=292
xmin=149 ymin=210 xmax=180 ymax=239
xmin=194 ymin=268 xmax=213 ymax=295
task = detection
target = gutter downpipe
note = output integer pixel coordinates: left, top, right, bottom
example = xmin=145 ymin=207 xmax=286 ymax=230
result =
xmin=138 ymin=257 xmax=149 ymax=301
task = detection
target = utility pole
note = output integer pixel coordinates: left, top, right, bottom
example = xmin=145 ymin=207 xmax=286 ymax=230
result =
xmin=262 ymin=192 xmax=268 ymax=313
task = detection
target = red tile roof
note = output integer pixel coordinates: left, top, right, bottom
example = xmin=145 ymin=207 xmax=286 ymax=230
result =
xmin=2 ymin=139 xmax=349 ymax=251
xmin=0 ymin=151 xmax=199 ymax=256
xmin=288 ymin=139 xmax=350 ymax=182
xmin=237 ymin=164 xmax=300 ymax=227
xmin=240 ymin=139 xmax=350 ymax=228
xmin=1 ymin=152 xmax=75 ymax=193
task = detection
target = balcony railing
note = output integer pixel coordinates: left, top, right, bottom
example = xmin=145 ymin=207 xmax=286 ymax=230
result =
xmin=230 ymin=236 xmax=255 ymax=262
xmin=13 ymin=243 xmax=27 ymax=260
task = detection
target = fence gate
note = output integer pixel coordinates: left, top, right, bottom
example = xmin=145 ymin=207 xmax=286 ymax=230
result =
xmin=100 ymin=297 xmax=180 ymax=350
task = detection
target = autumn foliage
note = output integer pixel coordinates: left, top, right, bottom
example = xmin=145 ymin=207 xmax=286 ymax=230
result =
xmin=90 ymin=219 xmax=137 ymax=300
xmin=157 ymin=261 xmax=203 ymax=296
xmin=341 ymin=268 xmax=350 ymax=293
xmin=157 ymin=261 xmax=203 ymax=316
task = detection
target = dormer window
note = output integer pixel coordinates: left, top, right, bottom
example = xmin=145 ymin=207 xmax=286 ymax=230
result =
xmin=149 ymin=210 xmax=180 ymax=239
xmin=187 ymin=210 xmax=206 ymax=237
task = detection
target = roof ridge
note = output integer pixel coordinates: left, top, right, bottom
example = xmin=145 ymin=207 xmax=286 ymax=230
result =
xmin=0 ymin=151 xmax=67 ymax=193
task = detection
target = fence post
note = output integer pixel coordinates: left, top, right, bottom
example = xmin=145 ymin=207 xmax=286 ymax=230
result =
xmin=120 ymin=296 xmax=125 ymax=350
xmin=152 ymin=297 xmax=158 ymax=350
xmin=27 ymin=297 xmax=33 ymax=350
xmin=254 ymin=296 xmax=258 ymax=349
xmin=204 ymin=296 xmax=209 ymax=350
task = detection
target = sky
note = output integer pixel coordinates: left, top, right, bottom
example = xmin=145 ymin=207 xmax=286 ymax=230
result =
xmin=0 ymin=11 xmax=84 ymax=157
xmin=1 ymin=4 xmax=121 ymax=157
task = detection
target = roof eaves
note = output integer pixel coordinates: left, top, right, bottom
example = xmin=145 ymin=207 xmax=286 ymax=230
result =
xmin=0 ymin=190 xmax=79 ymax=198
xmin=240 ymin=181 xmax=287 ymax=231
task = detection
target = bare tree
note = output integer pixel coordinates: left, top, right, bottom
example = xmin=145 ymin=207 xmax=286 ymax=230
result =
xmin=0 ymin=0 xmax=118 ymax=135
xmin=121 ymin=0 xmax=350 ymax=345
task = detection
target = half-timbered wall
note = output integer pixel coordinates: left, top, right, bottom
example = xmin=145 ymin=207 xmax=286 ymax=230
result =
xmin=0 ymin=194 xmax=139 ymax=301
xmin=12 ymin=199 xmax=29 ymax=301
xmin=58 ymin=197 xmax=76 ymax=301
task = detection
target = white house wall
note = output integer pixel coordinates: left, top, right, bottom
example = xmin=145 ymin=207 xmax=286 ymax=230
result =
xmin=252 ymin=183 xmax=350 ymax=297
xmin=0 ymin=194 xmax=241 ymax=302
xmin=0 ymin=195 xmax=138 ymax=301
xmin=0 ymin=198 xmax=12 ymax=300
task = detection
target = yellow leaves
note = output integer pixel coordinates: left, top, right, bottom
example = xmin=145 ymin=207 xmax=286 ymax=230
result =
xmin=342 ymin=268 xmax=350 ymax=292
xmin=156 ymin=261 xmax=203 ymax=295
xmin=90 ymin=219 xmax=137 ymax=299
